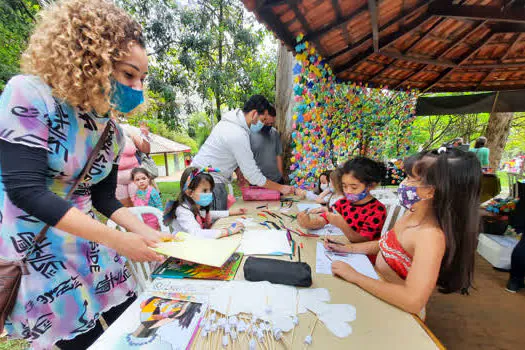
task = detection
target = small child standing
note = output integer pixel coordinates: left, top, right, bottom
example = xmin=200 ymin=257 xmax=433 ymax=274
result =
xmin=131 ymin=167 xmax=163 ymax=230
xmin=164 ymin=167 xmax=247 ymax=239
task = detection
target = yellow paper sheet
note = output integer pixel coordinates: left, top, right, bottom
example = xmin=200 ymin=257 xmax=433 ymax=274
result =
xmin=152 ymin=234 xmax=241 ymax=267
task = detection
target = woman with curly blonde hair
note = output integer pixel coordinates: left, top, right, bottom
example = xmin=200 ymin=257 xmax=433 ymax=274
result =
xmin=0 ymin=1 xmax=170 ymax=349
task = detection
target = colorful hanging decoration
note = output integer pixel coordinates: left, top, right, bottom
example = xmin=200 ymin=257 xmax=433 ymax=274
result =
xmin=289 ymin=34 xmax=419 ymax=188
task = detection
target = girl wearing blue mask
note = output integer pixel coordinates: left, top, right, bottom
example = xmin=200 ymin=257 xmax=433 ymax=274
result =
xmin=325 ymin=148 xmax=481 ymax=317
xmin=164 ymin=167 xmax=247 ymax=239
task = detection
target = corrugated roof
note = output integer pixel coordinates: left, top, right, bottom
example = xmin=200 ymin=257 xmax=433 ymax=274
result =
xmin=119 ymin=124 xmax=191 ymax=154
xmin=243 ymin=0 xmax=525 ymax=92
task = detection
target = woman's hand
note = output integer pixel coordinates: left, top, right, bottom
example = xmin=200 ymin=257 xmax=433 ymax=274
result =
xmin=229 ymin=207 xmax=248 ymax=216
xmin=332 ymin=261 xmax=360 ymax=283
xmin=139 ymin=228 xmax=175 ymax=243
xmin=324 ymin=238 xmax=352 ymax=253
xmin=109 ymin=231 xmax=165 ymax=262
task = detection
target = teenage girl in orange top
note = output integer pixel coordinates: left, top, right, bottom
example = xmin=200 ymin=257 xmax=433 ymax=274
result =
xmin=325 ymin=148 xmax=481 ymax=315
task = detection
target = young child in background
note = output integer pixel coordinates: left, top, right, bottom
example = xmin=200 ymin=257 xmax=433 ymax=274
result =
xmin=325 ymin=148 xmax=481 ymax=317
xmin=131 ymin=167 xmax=164 ymax=230
xmin=326 ymin=168 xmax=344 ymax=208
xmin=297 ymin=170 xmax=333 ymax=204
xmin=164 ymin=167 xmax=247 ymax=238
xmin=298 ymin=157 xmax=387 ymax=247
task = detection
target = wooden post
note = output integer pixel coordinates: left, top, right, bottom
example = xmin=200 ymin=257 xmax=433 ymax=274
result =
xmin=164 ymin=152 xmax=169 ymax=176
xmin=275 ymin=42 xmax=295 ymax=181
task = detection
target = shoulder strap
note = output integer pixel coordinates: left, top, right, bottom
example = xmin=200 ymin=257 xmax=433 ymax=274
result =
xmin=35 ymin=120 xmax=114 ymax=243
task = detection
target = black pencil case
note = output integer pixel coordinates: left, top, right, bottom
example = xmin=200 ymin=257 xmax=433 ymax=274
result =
xmin=243 ymin=256 xmax=312 ymax=287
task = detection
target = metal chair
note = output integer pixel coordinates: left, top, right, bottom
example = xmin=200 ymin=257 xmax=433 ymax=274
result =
xmin=106 ymin=206 xmax=171 ymax=293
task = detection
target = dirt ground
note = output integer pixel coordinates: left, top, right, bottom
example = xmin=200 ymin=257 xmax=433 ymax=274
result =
xmin=426 ymin=254 xmax=524 ymax=350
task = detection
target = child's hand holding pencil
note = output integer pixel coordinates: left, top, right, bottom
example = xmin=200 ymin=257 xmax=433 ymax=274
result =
xmin=323 ymin=237 xmax=353 ymax=254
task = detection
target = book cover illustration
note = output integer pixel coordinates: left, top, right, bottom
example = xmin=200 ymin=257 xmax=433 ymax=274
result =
xmin=152 ymin=252 xmax=243 ymax=281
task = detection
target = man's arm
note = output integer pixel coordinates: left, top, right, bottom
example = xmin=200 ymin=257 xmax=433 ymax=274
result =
xmin=277 ymin=155 xmax=283 ymax=176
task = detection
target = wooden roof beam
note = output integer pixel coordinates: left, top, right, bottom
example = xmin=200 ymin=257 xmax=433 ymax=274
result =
xmin=331 ymin=0 xmax=352 ymax=51
xmin=368 ymin=0 xmax=379 ymax=53
xmin=476 ymin=32 xmax=522 ymax=90
xmin=430 ymin=3 xmax=525 ymax=24
xmin=423 ymin=29 xmax=494 ymax=92
xmin=302 ymin=3 xmax=368 ymax=43
xmin=334 ymin=12 xmax=432 ymax=74
xmin=326 ymin=1 xmax=434 ymax=62
xmin=391 ymin=20 xmax=486 ymax=90
xmin=288 ymin=1 xmax=329 ymax=57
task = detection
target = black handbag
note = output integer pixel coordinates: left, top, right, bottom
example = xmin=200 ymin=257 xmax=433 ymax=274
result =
xmin=243 ymin=256 xmax=312 ymax=287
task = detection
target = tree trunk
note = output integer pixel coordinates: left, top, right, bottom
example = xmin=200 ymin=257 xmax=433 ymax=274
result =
xmin=485 ymin=112 xmax=513 ymax=169
xmin=275 ymin=43 xmax=295 ymax=181
xmin=215 ymin=0 xmax=224 ymax=121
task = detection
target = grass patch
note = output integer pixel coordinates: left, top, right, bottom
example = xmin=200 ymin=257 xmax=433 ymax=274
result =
xmin=158 ymin=181 xmax=181 ymax=206
xmin=0 ymin=339 xmax=28 ymax=350
xmin=497 ymin=171 xmax=509 ymax=192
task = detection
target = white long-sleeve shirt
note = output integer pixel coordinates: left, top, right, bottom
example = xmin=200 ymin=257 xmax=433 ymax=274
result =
xmin=191 ymin=109 xmax=267 ymax=186
xmin=171 ymin=204 xmax=230 ymax=239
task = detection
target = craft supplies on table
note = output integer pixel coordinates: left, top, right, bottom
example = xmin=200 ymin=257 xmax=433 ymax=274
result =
xmin=151 ymin=253 xmax=244 ymax=280
xmin=316 ymin=242 xmax=379 ymax=280
xmin=237 ymin=230 xmax=293 ymax=256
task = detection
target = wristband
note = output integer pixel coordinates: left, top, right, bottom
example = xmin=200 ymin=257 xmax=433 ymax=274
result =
xmin=320 ymin=212 xmax=329 ymax=225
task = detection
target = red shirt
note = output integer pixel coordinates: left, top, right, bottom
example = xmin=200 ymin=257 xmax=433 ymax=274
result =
xmin=322 ymin=197 xmax=387 ymax=263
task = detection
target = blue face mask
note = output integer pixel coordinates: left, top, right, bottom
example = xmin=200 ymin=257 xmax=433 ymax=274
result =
xmin=110 ymin=79 xmax=144 ymax=113
xmin=250 ymin=117 xmax=264 ymax=133
xmin=195 ymin=192 xmax=213 ymax=207
xmin=345 ymin=187 xmax=368 ymax=203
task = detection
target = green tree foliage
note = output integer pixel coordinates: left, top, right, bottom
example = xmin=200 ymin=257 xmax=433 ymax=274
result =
xmin=118 ymin=0 xmax=274 ymax=123
xmin=411 ymin=113 xmax=490 ymax=150
xmin=0 ymin=0 xmax=40 ymax=90
xmin=187 ymin=111 xmax=215 ymax=147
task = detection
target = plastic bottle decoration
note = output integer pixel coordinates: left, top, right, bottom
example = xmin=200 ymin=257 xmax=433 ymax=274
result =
xmin=289 ymin=35 xmax=418 ymax=188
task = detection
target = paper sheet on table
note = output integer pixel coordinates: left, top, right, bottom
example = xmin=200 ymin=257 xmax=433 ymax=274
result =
xmin=235 ymin=217 xmax=260 ymax=228
xmin=237 ymin=230 xmax=292 ymax=256
xmin=297 ymin=203 xmax=322 ymax=212
xmin=152 ymin=235 xmax=241 ymax=267
xmin=316 ymin=242 xmax=379 ymax=279
xmin=309 ymin=224 xmax=345 ymax=236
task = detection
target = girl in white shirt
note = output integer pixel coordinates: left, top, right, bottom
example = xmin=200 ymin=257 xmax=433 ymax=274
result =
xmin=164 ymin=167 xmax=247 ymax=238
xmin=297 ymin=170 xmax=334 ymax=204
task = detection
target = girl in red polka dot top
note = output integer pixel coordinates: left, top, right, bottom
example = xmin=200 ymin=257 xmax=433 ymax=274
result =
xmin=298 ymin=157 xmax=387 ymax=251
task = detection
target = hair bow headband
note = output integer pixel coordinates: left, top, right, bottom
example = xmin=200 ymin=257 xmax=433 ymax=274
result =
xmin=184 ymin=167 xmax=220 ymax=191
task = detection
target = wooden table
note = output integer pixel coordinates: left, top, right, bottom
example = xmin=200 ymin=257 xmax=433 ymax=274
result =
xmin=91 ymin=199 xmax=444 ymax=350
xmin=204 ymin=200 xmax=444 ymax=350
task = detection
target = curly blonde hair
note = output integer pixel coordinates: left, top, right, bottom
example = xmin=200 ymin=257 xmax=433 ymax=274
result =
xmin=21 ymin=0 xmax=145 ymax=115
